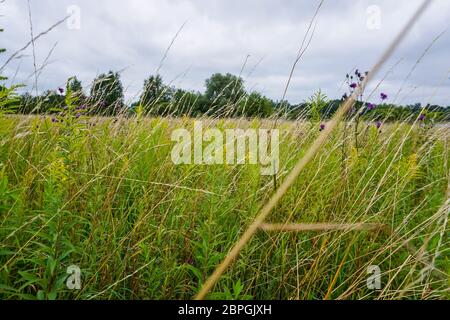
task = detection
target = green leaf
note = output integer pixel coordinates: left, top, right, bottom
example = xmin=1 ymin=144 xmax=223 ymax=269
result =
xmin=48 ymin=290 xmax=57 ymax=300
xmin=37 ymin=290 xmax=45 ymax=300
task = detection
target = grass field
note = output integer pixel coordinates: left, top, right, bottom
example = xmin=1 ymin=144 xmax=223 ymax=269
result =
xmin=0 ymin=114 xmax=448 ymax=300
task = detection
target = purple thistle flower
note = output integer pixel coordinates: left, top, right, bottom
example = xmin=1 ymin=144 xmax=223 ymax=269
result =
xmin=418 ymin=114 xmax=426 ymax=121
xmin=350 ymin=83 xmax=357 ymax=89
xmin=367 ymin=103 xmax=376 ymax=111
xmin=376 ymin=121 xmax=382 ymax=129
xmin=319 ymin=123 xmax=326 ymax=131
xmin=380 ymin=93 xmax=388 ymax=101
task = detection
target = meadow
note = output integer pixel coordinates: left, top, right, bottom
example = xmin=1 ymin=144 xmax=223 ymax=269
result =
xmin=0 ymin=113 xmax=448 ymax=300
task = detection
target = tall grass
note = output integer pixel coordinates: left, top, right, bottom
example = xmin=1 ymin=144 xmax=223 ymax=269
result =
xmin=0 ymin=0 xmax=447 ymax=301
xmin=0 ymin=113 xmax=448 ymax=300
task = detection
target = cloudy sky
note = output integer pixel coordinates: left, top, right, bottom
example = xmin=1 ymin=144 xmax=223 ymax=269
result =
xmin=1 ymin=0 xmax=449 ymax=105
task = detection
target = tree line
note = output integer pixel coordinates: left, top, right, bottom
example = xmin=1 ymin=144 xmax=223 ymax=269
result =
xmin=8 ymin=70 xmax=450 ymax=122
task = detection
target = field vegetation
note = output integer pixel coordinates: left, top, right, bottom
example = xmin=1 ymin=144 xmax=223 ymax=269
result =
xmin=0 ymin=110 xmax=448 ymax=299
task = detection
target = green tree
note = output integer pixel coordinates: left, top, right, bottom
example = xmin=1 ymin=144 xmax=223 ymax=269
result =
xmin=237 ymin=92 xmax=274 ymax=118
xmin=170 ymin=88 xmax=203 ymax=116
xmin=204 ymin=73 xmax=246 ymax=115
xmin=89 ymin=71 xmax=124 ymax=115
xmin=33 ymin=90 xmax=65 ymax=114
xmin=139 ymin=75 xmax=172 ymax=114
xmin=66 ymin=76 xmax=85 ymax=105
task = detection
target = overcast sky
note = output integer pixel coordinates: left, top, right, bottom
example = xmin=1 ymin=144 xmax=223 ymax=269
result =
xmin=1 ymin=0 xmax=449 ymax=105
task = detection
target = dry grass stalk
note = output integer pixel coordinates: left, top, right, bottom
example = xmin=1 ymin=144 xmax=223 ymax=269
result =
xmin=195 ymin=0 xmax=434 ymax=300
xmin=259 ymin=223 xmax=387 ymax=232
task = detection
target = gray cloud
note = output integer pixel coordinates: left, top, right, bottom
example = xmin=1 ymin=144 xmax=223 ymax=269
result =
xmin=1 ymin=0 xmax=449 ymax=105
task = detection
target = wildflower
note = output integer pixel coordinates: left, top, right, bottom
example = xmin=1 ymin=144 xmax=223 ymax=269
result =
xmin=350 ymin=83 xmax=357 ymax=89
xmin=319 ymin=123 xmax=326 ymax=131
xmin=418 ymin=114 xmax=426 ymax=121
xmin=376 ymin=121 xmax=382 ymax=129
xmin=380 ymin=93 xmax=388 ymax=101
xmin=58 ymin=87 xmax=64 ymax=94
xmin=51 ymin=118 xmax=58 ymax=123
xmin=367 ymin=103 xmax=376 ymax=111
